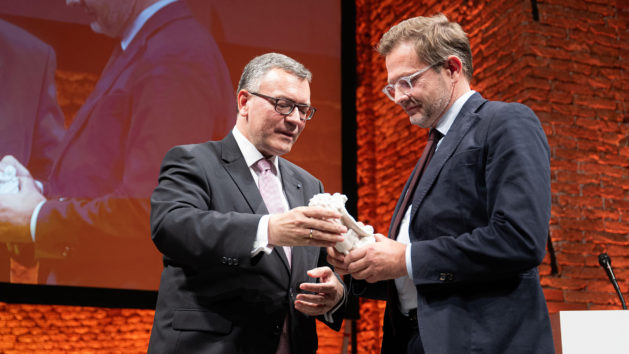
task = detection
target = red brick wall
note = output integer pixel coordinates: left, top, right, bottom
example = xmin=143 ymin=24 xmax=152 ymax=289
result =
xmin=1 ymin=0 xmax=626 ymax=352
xmin=351 ymin=0 xmax=627 ymax=352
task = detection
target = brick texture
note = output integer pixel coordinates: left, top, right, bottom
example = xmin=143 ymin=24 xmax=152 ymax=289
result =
xmin=1 ymin=0 xmax=627 ymax=352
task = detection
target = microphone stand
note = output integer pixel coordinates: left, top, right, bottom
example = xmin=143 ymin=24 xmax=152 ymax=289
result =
xmin=598 ymin=253 xmax=627 ymax=310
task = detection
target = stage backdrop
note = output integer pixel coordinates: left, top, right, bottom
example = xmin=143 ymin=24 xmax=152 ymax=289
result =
xmin=0 ymin=0 xmax=627 ymax=352
xmin=0 ymin=0 xmax=342 ymax=291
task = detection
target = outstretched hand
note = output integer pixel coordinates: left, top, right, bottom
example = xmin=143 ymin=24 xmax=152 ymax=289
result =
xmin=268 ymin=206 xmax=346 ymax=248
xmin=295 ymin=266 xmax=344 ymax=316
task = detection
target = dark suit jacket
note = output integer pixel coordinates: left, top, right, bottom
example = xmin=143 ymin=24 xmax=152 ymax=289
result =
xmin=33 ymin=1 xmax=236 ymax=289
xmin=0 ymin=19 xmax=65 ymax=281
xmin=0 ymin=19 xmax=65 ymax=180
xmin=148 ymin=133 xmax=343 ymax=353
xmin=355 ymin=93 xmax=554 ymax=354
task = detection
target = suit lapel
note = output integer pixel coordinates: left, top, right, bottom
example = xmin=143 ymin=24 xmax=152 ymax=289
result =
xmin=279 ymin=159 xmax=306 ymax=210
xmin=49 ymin=2 xmax=190 ymax=178
xmin=221 ymin=135 xmax=297 ymax=271
xmin=410 ymin=93 xmax=486 ymax=222
xmin=220 ymin=133 xmax=267 ymax=215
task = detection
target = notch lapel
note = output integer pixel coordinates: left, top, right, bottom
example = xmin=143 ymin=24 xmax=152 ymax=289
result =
xmin=220 ymin=133 xmax=267 ymax=215
xmin=410 ymin=93 xmax=486 ymax=222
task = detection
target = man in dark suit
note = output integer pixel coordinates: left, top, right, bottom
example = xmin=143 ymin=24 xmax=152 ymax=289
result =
xmin=148 ymin=53 xmax=347 ymax=354
xmin=0 ymin=0 xmax=235 ymax=289
xmin=329 ymin=14 xmax=554 ymax=353
xmin=0 ymin=19 xmax=65 ymax=283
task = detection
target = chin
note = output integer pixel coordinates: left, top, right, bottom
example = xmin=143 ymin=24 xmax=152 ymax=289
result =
xmin=409 ymin=115 xmax=429 ymax=128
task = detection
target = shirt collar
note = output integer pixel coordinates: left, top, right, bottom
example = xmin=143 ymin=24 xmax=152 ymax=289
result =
xmin=120 ymin=0 xmax=178 ymax=51
xmin=232 ymin=127 xmax=280 ymax=172
xmin=435 ymin=90 xmax=476 ymax=136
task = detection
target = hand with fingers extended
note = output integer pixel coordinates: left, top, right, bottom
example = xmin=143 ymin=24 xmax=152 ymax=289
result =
xmin=0 ymin=175 xmax=45 ymax=243
xmin=268 ymin=206 xmax=347 ymax=248
xmin=295 ymin=266 xmax=344 ymax=316
xmin=343 ymin=234 xmax=408 ymax=283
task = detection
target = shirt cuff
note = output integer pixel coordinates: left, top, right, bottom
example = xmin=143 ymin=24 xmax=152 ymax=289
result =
xmin=405 ymin=243 xmax=413 ymax=278
xmin=34 ymin=180 xmax=44 ymax=193
xmin=30 ymin=200 xmax=46 ymax=242
xmin=251 ymin=214 xmax=273 ymax=256
xmin=323 ymin=284 xmax=346 ymax=323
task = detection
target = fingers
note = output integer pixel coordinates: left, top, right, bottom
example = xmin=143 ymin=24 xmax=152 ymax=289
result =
xmin=306 ymin=266 xmax=332 ymax=279
xmin=299 ymin=282 xmax=336 ymax=294
xmin=346 ymin=246 xmax=367 ymax=263
xmin=301 ymin=206 xmax=342 ymax=220
xmin=268 ymin=207 xmax=346 ymax=247
xmin=306 ymin=228 xmax=343 ymax=247
xmin=374 ymin=233 xmax=388 ymax=241
xmin=294 ymin=298 xmax=327 ymax=316
xmin=326 ymin=247 xmax=349 ymax=274
xmin=294 ymin=283 xmax=337 ymax=316
xmin=0 ymin=155 xmax=30 ymax=177
xmin=18 ymin=176 xmax=38 ymax=193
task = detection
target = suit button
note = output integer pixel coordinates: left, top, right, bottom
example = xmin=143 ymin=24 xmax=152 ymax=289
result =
xmin=439 ymin=272 xmax=454 ymax=282
xmin=221 ymin=257 xmax=227 ymax=264
xmin=273 ymin=324 xmax=282 ymax=335
xmin=233 ymin=258 xmax=239 ymax=266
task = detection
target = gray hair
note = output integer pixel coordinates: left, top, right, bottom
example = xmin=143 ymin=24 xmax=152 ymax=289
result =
xmin=378 ymin=14 xmax=474 ymax=81
xmin=237 ymin=53 xmax=312 ymax=92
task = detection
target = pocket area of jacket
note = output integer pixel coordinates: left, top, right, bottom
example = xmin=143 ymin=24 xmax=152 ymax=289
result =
xmin=172 ymin=309 xmax=232 ymax=334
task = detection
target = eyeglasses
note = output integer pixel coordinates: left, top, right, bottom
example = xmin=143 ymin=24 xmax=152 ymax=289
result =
xmin=250 ymin=92 xmax=316 ymax=121
xmin=381 ymin=62 xmax=440 ymax=101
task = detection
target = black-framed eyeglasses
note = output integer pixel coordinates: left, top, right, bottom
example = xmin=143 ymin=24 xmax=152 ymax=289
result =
xmin=250 ymin=92 xmax=316 ymax=121
xmin=381 ymin=62 xmax=441 ymax=101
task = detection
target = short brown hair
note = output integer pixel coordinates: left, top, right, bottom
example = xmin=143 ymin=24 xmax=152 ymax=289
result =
xmin=377 ymin=14 xmax=473 ymax=80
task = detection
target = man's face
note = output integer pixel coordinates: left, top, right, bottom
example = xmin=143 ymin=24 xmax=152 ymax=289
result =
xmin=66 ymin=0 xmax=138 ymax=38
xmin=239 ymin=68 xmax=310 ymax=157
xmin=385 ymin=42 xmax=452 ymax=129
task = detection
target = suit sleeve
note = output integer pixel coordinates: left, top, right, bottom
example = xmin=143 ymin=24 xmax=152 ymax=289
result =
xmin=150 ymin=145 xmax=262 ymax=267
xmin=34 ymin=56 xmax=236 ymax=260
xmin=28 ymin=44 xmax=65 ymax=180
xmin=410 ymin=103 xmax=551 ymax=285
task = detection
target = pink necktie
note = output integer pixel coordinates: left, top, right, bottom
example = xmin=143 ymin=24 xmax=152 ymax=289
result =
xmin=254 ymin=158 xmax=291 ymax=354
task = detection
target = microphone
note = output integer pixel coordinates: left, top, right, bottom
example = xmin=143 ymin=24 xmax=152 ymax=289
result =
xmin=598 ymin=253 xmax=627 ymax=310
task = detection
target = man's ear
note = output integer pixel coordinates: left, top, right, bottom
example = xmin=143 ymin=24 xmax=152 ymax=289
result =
xmin=444 ymin=56 xmax=463 ymax=81
xmin=237 ymin=90 xmax=249 ymax=117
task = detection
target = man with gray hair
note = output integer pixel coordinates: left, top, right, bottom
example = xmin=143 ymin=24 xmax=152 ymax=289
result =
xmin=328 ymin=14 xmax=554 ymax=353
xmin=148 ymin=53 xmax=347 ymax=354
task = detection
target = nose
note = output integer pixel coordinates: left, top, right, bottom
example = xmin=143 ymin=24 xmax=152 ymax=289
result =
xmin=285 ymin=107 xmax=304 ymax=124
xmin=394 ymin=88 xmax=410 ymax=105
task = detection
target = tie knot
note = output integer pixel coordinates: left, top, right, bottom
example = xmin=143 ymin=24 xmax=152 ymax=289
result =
xmin=429 ymin=129 xmax=443 ymax=142
xmin=254 ymin=158 xmax=275 ymax=174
